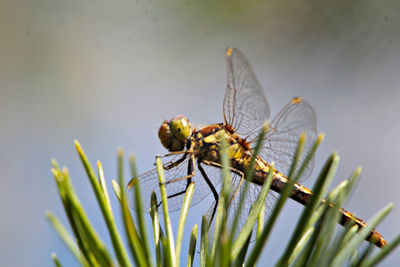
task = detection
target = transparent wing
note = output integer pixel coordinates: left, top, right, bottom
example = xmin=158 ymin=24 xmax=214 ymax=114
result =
xmin=127 ymin=154 xmax=221 ymax=213
xmin=205 ymin=165 xmax=278 ymax=241
xmin=223 ymin=47 xmax=270 ymax=141
xmin=258 ymin=97 xmax=317 ymax=181
xmin=226 ymin=174 xmax=278 ymax=240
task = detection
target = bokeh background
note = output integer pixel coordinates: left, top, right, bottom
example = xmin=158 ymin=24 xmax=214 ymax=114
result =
xmin=1 ymin=0 xmax=400 ymax=266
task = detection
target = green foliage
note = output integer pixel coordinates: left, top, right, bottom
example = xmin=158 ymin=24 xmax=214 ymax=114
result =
xmin=47 ymin=137 xmax=400 ymax=266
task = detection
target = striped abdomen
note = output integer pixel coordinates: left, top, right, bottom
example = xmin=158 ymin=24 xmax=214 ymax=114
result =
xmin=250 ymin=157 xmax=387 ymax=248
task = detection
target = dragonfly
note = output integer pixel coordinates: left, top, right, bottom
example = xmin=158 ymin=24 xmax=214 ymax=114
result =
xmin=128 ymin=47 xmax=387 ymax=248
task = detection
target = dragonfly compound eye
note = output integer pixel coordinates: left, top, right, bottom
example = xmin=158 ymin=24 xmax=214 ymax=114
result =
xmin=158 ymin=121 xmax=173 ymax=149
xmin=158 ymin=120 xmax=185 ymax=151
xmin=169 ymin=115 xmax=192 ymax=141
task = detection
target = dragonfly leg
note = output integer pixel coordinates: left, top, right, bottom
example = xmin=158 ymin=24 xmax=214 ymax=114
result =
xmin=160 ymin=150 xmax=193 ymax=158
xmin=227 ymin=172 xmax=244 ymax=208
xmin=198 ymin=160 xmax=220 ymax=226
xmin=157 ymin=180 xmax=192 ymax=208
xmin=163 ymin=152 xmax=194 ymax=170
xmin=202 ymin=160 xmax=244 ymax=177
xmin=164 ymin=173 xmax=194 ymax=185
xmin=202 ymin=160 xmax=244 ymax=209
xmin=161 ymin=154 xmax=195 ymax=185
xmin=157 ymin=155 xmax=195 ymax=207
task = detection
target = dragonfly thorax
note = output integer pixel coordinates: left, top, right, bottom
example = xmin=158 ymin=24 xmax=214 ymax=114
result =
xmin=158 ymin=115 xmax=192 ymax=152
xmin=193 ymin=124 xmax=251 ymax=169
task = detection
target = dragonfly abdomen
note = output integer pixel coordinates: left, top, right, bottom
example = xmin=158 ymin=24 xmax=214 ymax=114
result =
xmin=249 ymin=158 xmax=387 ymax=248
xmin=268 ymin=169 xmax=313 ymax=205
xmin=248 ymin=157 xmax=313 ymax=205
xmin=339 ymin=207 xmax=387 ymax=248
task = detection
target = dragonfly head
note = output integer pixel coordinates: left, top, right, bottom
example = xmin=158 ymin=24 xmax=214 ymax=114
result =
xmin=158 ymin=115 xmax=192 ymax=151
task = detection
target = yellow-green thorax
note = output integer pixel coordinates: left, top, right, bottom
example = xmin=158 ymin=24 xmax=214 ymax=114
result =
xmin=194 ymin=124 xmax=252 ymax=170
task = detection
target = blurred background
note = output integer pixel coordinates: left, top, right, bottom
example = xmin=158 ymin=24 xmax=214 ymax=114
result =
xmin=1 ymin=0 xmax=400 ymax=266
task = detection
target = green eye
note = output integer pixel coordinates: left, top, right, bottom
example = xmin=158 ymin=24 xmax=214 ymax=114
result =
xmin=170 ymin=115 xmax=192 ymax=141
